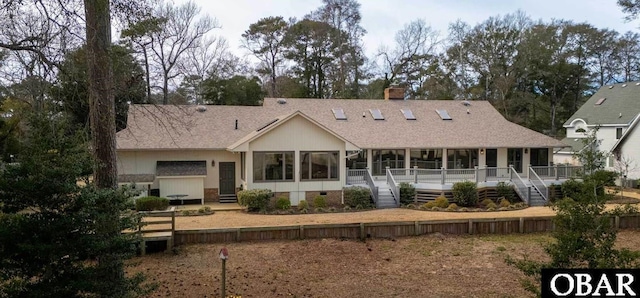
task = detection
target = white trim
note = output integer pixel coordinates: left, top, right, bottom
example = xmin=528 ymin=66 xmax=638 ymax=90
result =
xmin=610 ymin=114 xmax=640 ymax=152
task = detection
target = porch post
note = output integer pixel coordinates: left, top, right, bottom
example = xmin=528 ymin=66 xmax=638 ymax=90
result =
xmin=526 ymin=166 xmax=530 ymax=179
xmin=413 ymin=166 xmax=418 ymax=184
xmin=474 ymin=166 xmax=479 ymax=184
xmin=440 ymin=167 xmax=445 ymax=185
xmin=554 ymin=164 xmax=559 ymax=180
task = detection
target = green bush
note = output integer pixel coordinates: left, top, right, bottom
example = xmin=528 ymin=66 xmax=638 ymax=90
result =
xmin=343 ymin=205 xmax=351 ymax=212
xmin=275 ymin=197 xmax=291 ymax=210
xmin=399 ymin=182 xmax=416 ymax=205
xmin=237 ymin=189 xmax=272 ymax=212
xmin=424 ymin=202 xmax=436 ymax=208
xmin=481 ymin=198 xmax=494 ymax=207
xmin=585 ymin=170 xmax=619 ymax=196
xmin=135 ymin=196 xmax=169 ymax=211
xmin=486 ymin=202 xmax=497 ymax=209
xmin=343 ymin=187 xmax=372 ymax=208
xmin=561 ymin=179 xmax=602 ymax=203
xmin=313 ymin=196 xmax=327 ymax=208
xmin=297 ymin=200 xmax=308 ymax=210
xmin=434 ymin=196 xmax=449 ymax=208
xmin=452 ymin=181 xmax=478 ymax=207
xmin=496 ymin=182 xmax=515 ymax=203
xmin=499 ymin=198 xmax=511 ymax=208
xmin=447 ymin=203 xmax=458 ymax=211
xmin=314 ymin=207 xmax=325 ymax=213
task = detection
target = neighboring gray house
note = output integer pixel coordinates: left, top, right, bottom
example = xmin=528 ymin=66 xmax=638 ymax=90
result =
xmin=555 ymin=81 xmax=640 ymax=179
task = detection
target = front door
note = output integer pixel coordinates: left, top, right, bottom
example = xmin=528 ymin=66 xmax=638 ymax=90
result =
xmin=219 ymin=162 xmax=236 ymax=195
xmin=507 ymin=148 xmax=523 ymax=173
xmin=486 ymin=149 xmax=497 ymax=167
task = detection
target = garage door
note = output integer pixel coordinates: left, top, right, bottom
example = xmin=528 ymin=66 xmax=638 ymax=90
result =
xmin=159 ymin=177 xmax=204 ymax=200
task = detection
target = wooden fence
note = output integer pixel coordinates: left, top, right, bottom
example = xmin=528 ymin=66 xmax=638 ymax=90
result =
xmin=173 ymin=214 xmax=640 ymax=245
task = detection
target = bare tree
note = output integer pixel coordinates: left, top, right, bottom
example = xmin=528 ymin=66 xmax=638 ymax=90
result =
xmin=614 ymin=154 xmax=638 ymax=192
xmin=378 ymin=19 xmax=440 ymax=99
xmin=149 ymin=1 xmax=217 ymax=104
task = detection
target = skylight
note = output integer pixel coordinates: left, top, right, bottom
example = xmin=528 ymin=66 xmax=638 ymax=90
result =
xmin=595 ymin=98 xmax=606 ymax=105
xmin=401 ymin=109 xmax=416 ymax=120
xmin=436 ymin=109 xmax=452 ymax=120
xmin=332 ymin=108 xmax=347 ymax=120
xmin=369 ymin=109 xmax=384 ymax=120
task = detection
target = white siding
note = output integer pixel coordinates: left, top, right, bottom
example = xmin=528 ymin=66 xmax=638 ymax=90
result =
xmin=246 ymin=115 xmax=347 ymax=192
xmin=158 ymin=177 xmax=204 ymax=200
xmin=617 ymin=125 xmax=640 ymax=179
xmin=117 ymin=150 xmax=241 ymax=189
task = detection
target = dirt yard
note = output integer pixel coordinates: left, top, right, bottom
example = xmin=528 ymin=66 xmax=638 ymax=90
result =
xmin=128 ymin=230 xmax=640 ymax=298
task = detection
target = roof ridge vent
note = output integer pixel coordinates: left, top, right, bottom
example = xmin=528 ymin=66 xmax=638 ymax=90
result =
xmin=277 ymin=98 xmax=287 ymax=104
xmin=622 ymin=84 xmax=627 ymax=87
xmin=608 ymin=85 xmax=614 ymax=89
xmin=636 ymin=82 xmax=640 ymax=86
xmin=196 ymin=105 xmax=207 ymax=112
xmin=461 ymin=100 xmax=471 ymax=106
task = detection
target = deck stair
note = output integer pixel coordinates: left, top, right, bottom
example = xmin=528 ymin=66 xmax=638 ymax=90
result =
xmin=376 ymin=186 xmax=397 ymax=209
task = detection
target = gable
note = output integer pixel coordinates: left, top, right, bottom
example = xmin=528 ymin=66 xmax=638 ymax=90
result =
xmin=249 ymin=115 xmax=347 ymax=151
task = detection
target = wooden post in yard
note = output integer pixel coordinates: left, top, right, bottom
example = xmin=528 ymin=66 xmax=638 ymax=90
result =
xmin=219 ymin=247 xmax=229 ymax=298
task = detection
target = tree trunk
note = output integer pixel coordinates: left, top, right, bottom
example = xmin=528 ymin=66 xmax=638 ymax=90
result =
xmin=84 ymin=1 xmax=126 ymax=293
xmin=143 ymin=47 xmax=151 ymax=101
xmin=84 ymin=0 xmax=117 ymax=189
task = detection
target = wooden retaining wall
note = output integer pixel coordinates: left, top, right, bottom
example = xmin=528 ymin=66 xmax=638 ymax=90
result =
xmin=173 ymin=214 xmax=640 ymax=245
xmin=414 ymin=187 xmax=518 ymax=204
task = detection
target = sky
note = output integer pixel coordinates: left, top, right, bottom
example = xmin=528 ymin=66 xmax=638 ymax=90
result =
xmin=179 ymin=0 xmax=640 ymax=58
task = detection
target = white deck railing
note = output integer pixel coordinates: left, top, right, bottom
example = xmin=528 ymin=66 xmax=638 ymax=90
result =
xmin=386 ymin=167 xmax=400 ymax=207
xmin=349 ymin=166 xmax=583 ymax=187
xmin=529 ymin=167 xmax=548 ymax=201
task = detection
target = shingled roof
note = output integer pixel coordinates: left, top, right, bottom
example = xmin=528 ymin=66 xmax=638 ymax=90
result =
xmin=116 ymin=98 xmax=565 ymax=150
xmin=564 ymin=81 xmax=640 ymax=126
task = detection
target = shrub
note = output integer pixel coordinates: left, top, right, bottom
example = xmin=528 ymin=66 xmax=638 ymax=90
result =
xmin=314 ymin=207 xmax=325 ymax=213
xmin=197 ymin=207 xmax=206 ymax=214
xmin=299 ymin=208 xmax=308 ymax=214
xmin=496 ymin=182 xmax=515 ymax=203
xmin=419 ymin=204 xmax=429 ymax=210
xmin=355 ymin=204 xmax=363 ymax=210
xmin=434 ymin=196 xmax=449 ymax=208
xmin=297 ymin=200 xmax=308 ymax=210
xmin=313 ymin=196 xmax=327 ymax=208
xmin=487 ymin=206 xmax=496 ymax=211
xmin=328 ymin=207 xmax=337 ymax=213
xmin=237 ymin=189 xmax=272 ymax=212
xmin=459 ymin=207 xmax=468 ymax=212
xmin=135 ymin=196 xmax=169 ymax=211
xmin=452 ymin=181 xmax=478 ymax=207
xmin=405 ymin=203 xmax=417 ymax=209
xmin=499 ymin=198 xmax=511 ymax=208
xmin=399 ymin=182 xmax=416 ymax=205
xmin=181 ymin=210 xmax=194 ymax=216
xmin=561 ymin=179 xmax=586 ymax=201
xmin=481 ymin=198 xmax=494 ymax=207
xmin=275 ymin=197 xmax=291 ymax=210
xmin=447 ymin=203 xmax=458 ymax=211
xmin=203 ymin=206 xmax=212 ymax=212
xmin=424 ymin=201 xmax=436 ymax=208
xmin=343 ymin=205 xmax=351 ymax=212
xmin=486 ymin=202 xmax=497 ymax=209
xmin=431 ymin=207 xmax=441 ymax=211
xmin=343 ymin=187 xmax=372 ymax=208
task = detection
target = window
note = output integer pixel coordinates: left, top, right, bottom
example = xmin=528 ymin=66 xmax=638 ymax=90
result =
xmin=332 ymin=108 xmax=347 ymax=120
xmin=617 ymin=127 xmax=623 ymax=139
xmin=253 ymin=152 xmax=294 ymax=181
xmin=595 ymin=98 xmax=606 ymax=105
xmin=529 ymin=148 xmax=549 ymax=167
xmin=301 ymin=152 xmax=339 ymax=180
xmin=346 ymin=150 xmax=367 ymax=169
xmin=369 ymin=109 xmax=384 ymax=120
xmin=410 ymin=149 xmax=442 ymax=169
xmin=446 ymin=149 xmax=478 ymax=169
xmin=436 ymin=109 xmax=452 ymax=120
xmin=401 ymin=109 xmax=416 ymax=120
xmin=372 ymin=149 xmax=405 ymax=175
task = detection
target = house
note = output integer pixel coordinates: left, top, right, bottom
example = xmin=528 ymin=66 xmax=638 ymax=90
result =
xmin=116 ymin=88 xmax=567 ymax=207
xmin=555 ymin=81 xmax=640 ymax=179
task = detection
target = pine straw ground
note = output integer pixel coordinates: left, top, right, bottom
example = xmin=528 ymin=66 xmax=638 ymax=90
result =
xmin=128 ymin=230 xmax=640 ymax=298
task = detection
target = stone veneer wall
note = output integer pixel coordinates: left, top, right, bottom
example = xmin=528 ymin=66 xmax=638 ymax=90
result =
xmin=204 ymin=188 xmax=219 ymax=203
xmin=305 ymin=191 xmax=342 ymax=206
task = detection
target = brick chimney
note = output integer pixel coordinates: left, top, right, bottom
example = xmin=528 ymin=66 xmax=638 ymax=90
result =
xmin=384 ymin=87 xmax=405 ymax=100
